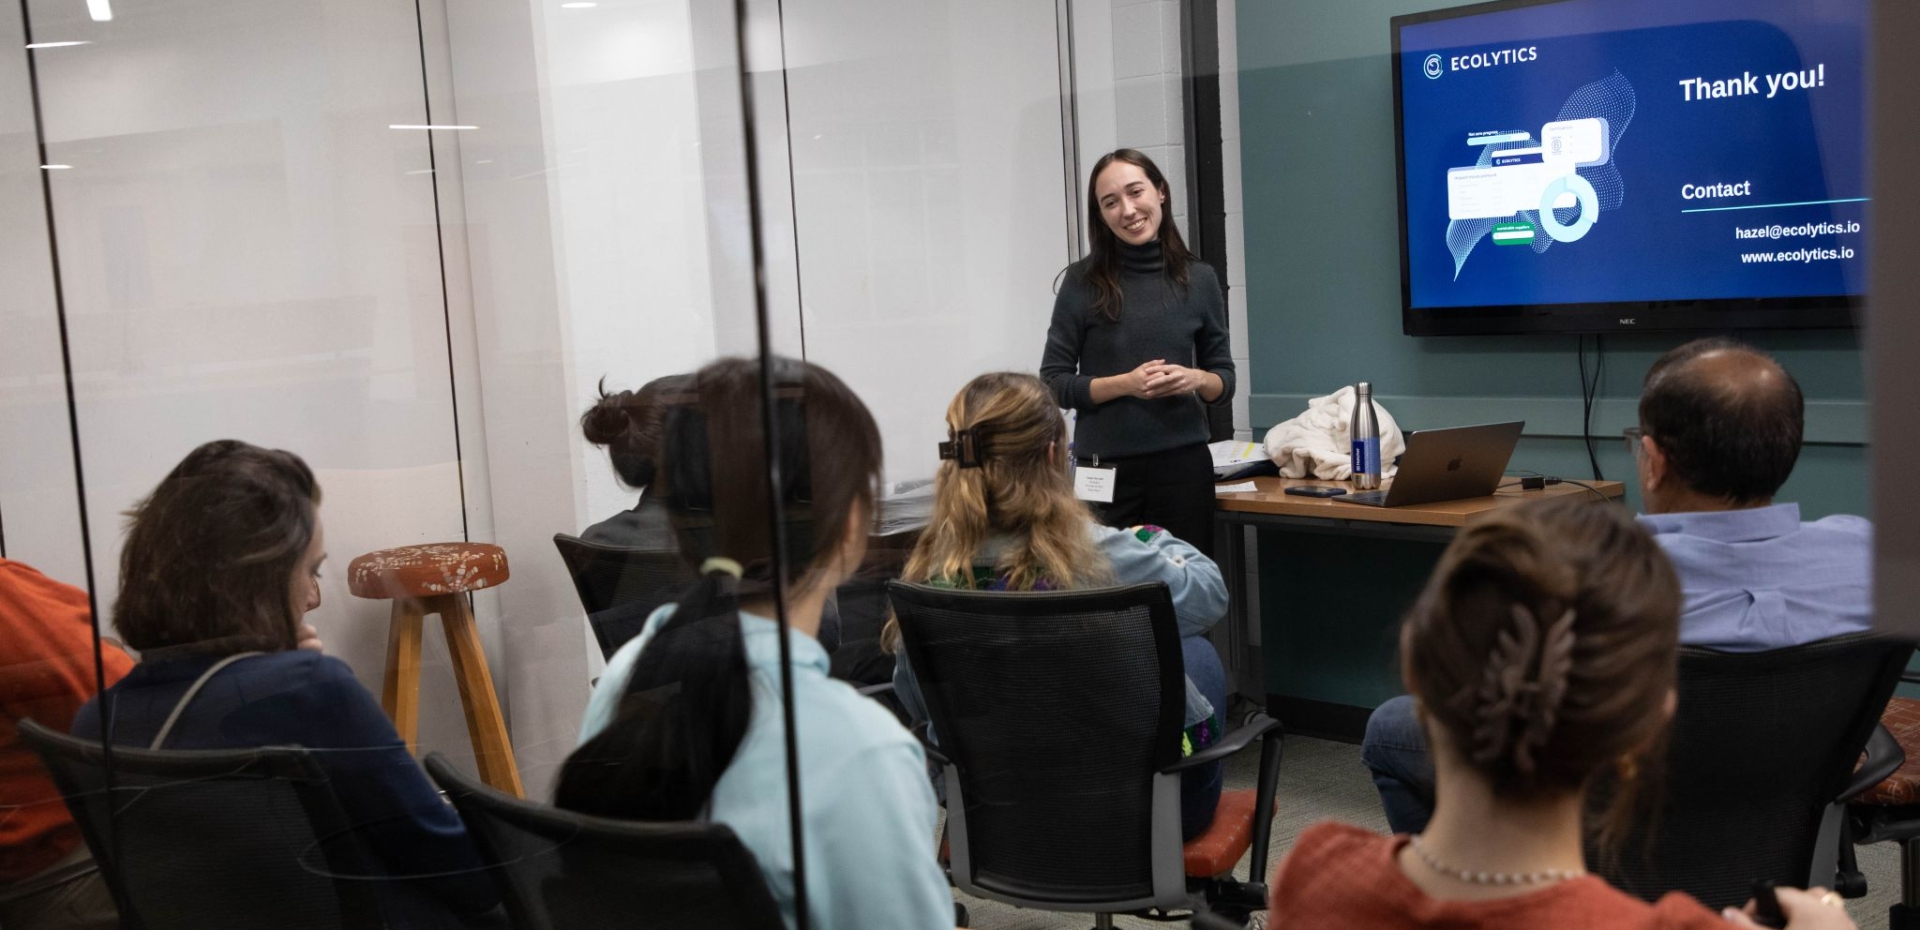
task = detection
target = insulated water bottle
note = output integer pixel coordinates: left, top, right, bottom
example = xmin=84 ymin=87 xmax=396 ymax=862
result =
xmin=1350 ymin=382 xmax=1381 ymax=489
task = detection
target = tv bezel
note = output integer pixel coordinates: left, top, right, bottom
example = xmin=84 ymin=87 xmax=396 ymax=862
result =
xmin=1390 ymin=0 xmax=1865 ymax=336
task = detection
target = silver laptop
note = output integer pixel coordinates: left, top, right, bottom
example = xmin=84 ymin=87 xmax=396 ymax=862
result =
xmin=1334 ymin=421 xmax=1525 ymax=507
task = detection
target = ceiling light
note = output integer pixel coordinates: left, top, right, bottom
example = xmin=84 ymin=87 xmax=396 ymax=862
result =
xmin=42 ymin=164 xmax=70 ymax=170
xmin=86 ymin=0 xmax=111 ymax=21
xmin=388 ymin=124 xmax=478 ymax=131
xmin=561 ymin=2 xmax=598 ymax=7
xmin=25 ymin=41 xmax=90 ymax=48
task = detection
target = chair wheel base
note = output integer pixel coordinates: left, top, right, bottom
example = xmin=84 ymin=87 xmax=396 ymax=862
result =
xmin=1201 ymin=879 xmax=1269 ymax=913
xmin=953 ymin=901 xmax=968 ymax=928
xmin=1833 ymin=870 xmax=1868 ymax=898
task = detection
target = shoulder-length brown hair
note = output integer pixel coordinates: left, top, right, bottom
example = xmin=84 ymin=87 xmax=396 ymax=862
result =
xmin=1078 ymin=148 xmax=1194 ymax=321
xmin=114 ymin=440 xmax=321 ymax=659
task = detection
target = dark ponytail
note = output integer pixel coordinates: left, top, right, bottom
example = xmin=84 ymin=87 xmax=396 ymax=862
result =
xmin=554 ymin=357 xmax=882 ymax=819
xmin=553 ymin=566 xmax=754 ymax=819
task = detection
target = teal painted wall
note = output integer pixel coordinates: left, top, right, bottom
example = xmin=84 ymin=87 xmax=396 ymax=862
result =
xmin=1234 ymin=1 xmax=1872 ymax=713
xmin=1234 ymin=0 xmax=1869 ymax=519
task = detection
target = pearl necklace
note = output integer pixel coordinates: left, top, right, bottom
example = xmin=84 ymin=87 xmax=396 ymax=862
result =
xmin=1407 ymin=834 xmax=1586 ymax=886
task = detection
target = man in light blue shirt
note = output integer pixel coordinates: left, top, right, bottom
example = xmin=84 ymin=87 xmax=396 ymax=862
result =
xmin=1361 ymin=337 xmax=1872 ymax=833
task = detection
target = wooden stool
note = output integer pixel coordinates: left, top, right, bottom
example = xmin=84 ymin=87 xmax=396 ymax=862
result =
xmin=347 ymin=543 xmax=523 ymax=798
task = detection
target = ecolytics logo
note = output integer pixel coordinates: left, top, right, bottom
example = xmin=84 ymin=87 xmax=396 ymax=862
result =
xmin=1425 ymin=54 xmax=1444 ymax=79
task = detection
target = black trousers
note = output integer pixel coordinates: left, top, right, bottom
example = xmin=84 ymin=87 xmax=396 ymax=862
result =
xmin=1083 ymin=442 xmax=1216 ymax=559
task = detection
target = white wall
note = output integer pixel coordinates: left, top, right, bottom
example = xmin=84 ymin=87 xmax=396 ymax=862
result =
xmin=0 ymin=4 xmax=85 ymax=583
xmin=779 ymin=0 xmax=1074 ymax=483
xmin=538 ymin=0 xmax=717 ymax=537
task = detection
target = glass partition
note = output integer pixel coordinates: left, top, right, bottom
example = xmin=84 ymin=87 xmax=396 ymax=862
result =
xmin=0 ymin=0 xmax=1158 ymax=926
xmin=0 ymin=0 xmax=1451 ymax=919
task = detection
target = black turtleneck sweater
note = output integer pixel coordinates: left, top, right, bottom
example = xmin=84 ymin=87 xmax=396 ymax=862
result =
xmin=1040 ymin=240 xmax=1235 ymax=459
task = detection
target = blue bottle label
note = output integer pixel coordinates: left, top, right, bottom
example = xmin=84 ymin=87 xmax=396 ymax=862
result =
xmin=1351 ymin=437 xmax=1380 ymax=474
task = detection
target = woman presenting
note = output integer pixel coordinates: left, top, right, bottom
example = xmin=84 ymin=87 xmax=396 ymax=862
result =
xmin=1041 ymin=148 xmax=1235 ymax=556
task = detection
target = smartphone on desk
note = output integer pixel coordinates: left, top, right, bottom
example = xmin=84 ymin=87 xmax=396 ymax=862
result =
xmin=1284 ymin=486 xmax=1348 ymax=498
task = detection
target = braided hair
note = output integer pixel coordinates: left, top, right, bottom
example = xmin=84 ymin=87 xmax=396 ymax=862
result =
xmin=1399 ymin=496 xmax=1680 ymax=851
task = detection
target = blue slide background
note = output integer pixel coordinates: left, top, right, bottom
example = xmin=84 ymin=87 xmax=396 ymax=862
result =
xmin=1398 ymin=0 xmax=1867 ymax=310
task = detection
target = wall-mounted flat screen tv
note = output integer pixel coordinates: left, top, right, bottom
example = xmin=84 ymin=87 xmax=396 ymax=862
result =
xmin=1393 ymin=0 xmax=1867 ymax=335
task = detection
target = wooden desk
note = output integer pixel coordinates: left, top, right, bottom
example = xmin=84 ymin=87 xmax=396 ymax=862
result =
xmin=1216 ymin=475 xmax=1625 ymax=529
xmin=1211 ymin=475 xmax=1626 ymax=737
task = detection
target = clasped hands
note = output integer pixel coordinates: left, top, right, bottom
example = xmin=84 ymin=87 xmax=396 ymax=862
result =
xmin=1121 ymin=358 xmax=1207 ymax=399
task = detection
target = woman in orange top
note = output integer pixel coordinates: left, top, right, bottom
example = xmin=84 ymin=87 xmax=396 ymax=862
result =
xmin=1267 ymin=497 xmax=1853 ymax=930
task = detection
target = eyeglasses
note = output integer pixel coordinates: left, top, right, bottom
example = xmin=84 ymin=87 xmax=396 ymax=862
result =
xmin=1622 ymin=427 xmax=1645 ymax=457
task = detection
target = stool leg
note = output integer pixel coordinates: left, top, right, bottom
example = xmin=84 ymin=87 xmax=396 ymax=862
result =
xmin=381 ymin=600 xmax=424 ymax=751
xmin=429 ymin=593 xmax=524 ymax=798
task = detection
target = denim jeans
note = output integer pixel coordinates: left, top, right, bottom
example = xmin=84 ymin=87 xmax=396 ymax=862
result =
xmin=1359 ymin=695 xmax=1437 ymax=835
xmin=1180 ymin=634 xmax=1228 ymax=840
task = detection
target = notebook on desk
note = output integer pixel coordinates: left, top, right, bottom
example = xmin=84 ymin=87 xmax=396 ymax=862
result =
xmin=1334 ymin=421 xmax=1525 ymax=508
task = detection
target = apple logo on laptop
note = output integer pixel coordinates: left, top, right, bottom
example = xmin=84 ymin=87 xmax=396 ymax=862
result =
xmin=1446 ymin=456 xmax=1463 ymax=472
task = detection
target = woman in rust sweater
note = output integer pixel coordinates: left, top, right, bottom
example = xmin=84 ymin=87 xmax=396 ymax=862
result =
xmin=1268 ymin=498 xmax=1853 ymax=930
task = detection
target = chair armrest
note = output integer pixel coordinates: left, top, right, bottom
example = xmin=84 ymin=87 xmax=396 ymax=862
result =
xmin=1162 ymin=713 xmax=1283 ymax=774
xmin=1843 ymin=723 xmax=1906 ymax=802
xmin=856 ymin=681 xmax=895 ymax=698
xmin=909 ymin=721 xmax=951 ymax=768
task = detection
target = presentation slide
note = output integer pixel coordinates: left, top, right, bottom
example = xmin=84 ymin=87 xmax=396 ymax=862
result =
xmin=1397 ymin=0 xmax=1868 ymax=311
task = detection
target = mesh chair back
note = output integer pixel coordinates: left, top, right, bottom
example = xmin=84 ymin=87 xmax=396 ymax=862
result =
xmin=1598 ymin=632 xmax=1911 ymax=908
xmin=423 ymin=753 xmax=783 ymax=930
xmin=552 ymin=533 xmax=694 ymax=657
xmin=17 ymin=719 xmax=384 ymax=930
xmin=886 ymin=580 xmax=1185 ymax=904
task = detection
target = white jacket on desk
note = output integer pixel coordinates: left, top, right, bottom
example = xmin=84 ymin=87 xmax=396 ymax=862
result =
xmin=1261 ymin=385 xmax=1407 ymax=480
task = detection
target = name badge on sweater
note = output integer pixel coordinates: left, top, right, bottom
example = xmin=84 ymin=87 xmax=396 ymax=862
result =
xmin=1074 ymin=466 xmax=1117 ymax=503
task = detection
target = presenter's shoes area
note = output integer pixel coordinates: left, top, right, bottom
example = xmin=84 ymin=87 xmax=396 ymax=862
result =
xmin=955 ymin=901 xmax=969 ymax=928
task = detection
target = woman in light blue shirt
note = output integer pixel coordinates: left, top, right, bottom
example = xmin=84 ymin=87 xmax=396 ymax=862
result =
xmin=558 ymin=357 xmax=953 ymax=930
xmin=884 ymin=371 xmax=1231 ymax=839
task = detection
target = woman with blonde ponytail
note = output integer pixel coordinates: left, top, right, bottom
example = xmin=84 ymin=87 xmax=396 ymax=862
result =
xmin=888 ymin=371 xmax=1231 ymax=839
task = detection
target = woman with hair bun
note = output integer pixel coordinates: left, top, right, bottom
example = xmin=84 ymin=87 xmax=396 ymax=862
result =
xmin=885 ymin=371 xmax=1230 ymax=839
xmin=578 ymin=373 xmax=843 ymax=653
xmin=579 ymin=374 xmax=690 ymax=548
xmin=1266 ymin=497 xmax=1853 ymax=930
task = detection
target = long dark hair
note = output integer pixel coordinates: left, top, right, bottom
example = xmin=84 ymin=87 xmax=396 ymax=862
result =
xmin=580 ymin=373 xmax=691 ymax=490
xmin=554 ymin=356 xmax=882 ymax=820
xmin=114 ymin=440 xmax=321 ymax=659
xmin=1079 ymin=148 xmax=1193 ymax=321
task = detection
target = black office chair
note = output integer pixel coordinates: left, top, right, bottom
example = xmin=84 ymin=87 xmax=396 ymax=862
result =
xmin=1595 ymin=632 xmax=1911 ymax=909
xmin=886 ymin=580 xmax=1282 ymax=928
xmin=422 ymin=752 xmax=784 ymax=930
xmin=551 ymin=533 xmax=694 ymax=657
xmin=1836 ymin=656 xmax=1920 ymax=929
xmin=17 ymin=719 xmax=385 ymax=930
